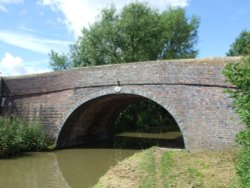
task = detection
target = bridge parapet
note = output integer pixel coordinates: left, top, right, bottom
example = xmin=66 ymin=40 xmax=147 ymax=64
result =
xmin=2 ymin=57 xmax=240 ymax=97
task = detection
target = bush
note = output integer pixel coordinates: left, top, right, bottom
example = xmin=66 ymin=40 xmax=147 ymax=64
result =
xmin=0 ymin=116 xmax=53 ymax=157
xmin=223 ymin=55 xmax=250 ymax=186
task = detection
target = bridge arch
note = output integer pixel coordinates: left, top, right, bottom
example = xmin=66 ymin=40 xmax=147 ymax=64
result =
xmin=55 ymin=85 xmax=187 ymax=149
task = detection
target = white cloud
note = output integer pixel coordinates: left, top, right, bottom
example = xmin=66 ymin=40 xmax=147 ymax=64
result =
xmin=0 ymin=0 xmax=23 ymax=12
xmin=38 ymin=0 xmax=189 ymax=37
xmin=0 ymin=5 xmax=7 ymax=12
xmin=0 ymin=53 xmax=25 ymax=76
xmin=0 ymin=31 xmax=71 ymax=55
xmin=0 ymin=53 xmax=51 ymax=76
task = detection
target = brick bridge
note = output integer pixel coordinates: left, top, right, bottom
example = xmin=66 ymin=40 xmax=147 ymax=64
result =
xmin=0 ymin=57 xmax=242 ymax=151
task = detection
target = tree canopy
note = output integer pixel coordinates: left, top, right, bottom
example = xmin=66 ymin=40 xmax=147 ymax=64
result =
xmin=50 ymin=2 xmax=199 ymax=70
xmin=227 ymin=30 xmax=250 ymax=56
xmin=49 ymin=50 xmax=71 ymax=71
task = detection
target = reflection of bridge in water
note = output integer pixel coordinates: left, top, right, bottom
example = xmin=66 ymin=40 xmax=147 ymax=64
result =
xmin=0 ymin=152 xmax=70 ymax=188
xmin=0 ymin=149 xmax=137 ymax=188
xmin=0 ymin=57 xmax=242 ymax=151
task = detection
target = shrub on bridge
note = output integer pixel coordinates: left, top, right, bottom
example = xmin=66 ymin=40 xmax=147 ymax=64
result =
xmin=223 ymin=55 xmax=250 ymax=186
xmin=0 ymin=116 xmax=52 ymax=157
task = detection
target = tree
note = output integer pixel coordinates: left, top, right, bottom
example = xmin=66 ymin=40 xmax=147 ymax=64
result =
xmin=223 ymin=56 xmax=250 ymax=186
xmin=160 ymin=8 xmax=199 ymax=59
xmin=49 ymin=50 xmax=71 ymax=71
xmin=51 ymin=2 xmax=199 ymax=69
xmin=227 ymin=30 xmax=250 ymax=56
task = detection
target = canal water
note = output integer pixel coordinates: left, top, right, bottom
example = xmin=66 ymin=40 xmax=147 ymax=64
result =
xmin=0 ymin=132 xmax=183 ymax=188
xmin=0 ymin=148 xmax=137 ymax=188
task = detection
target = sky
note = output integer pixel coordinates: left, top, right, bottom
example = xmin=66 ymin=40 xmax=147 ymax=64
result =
xmin=0 ymin=0 xmax=250 ymax=76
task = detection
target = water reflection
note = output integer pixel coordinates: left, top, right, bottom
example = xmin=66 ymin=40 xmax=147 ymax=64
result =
xmin=0 ymin=152 xmax=69 ymax=188
xmin=0 ymin=149 xmax=137 ymax=188
xmin=0 ymin=131 xmax=183 ymax=188
xmin=55 ymin=148 xmax=136 ymax=188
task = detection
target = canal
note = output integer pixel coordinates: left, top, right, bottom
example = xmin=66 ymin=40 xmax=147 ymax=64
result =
xmin=0 ymin=131 xmax=183 ymax=188
xmin=0 ymin=148 xmax=137 ymax=188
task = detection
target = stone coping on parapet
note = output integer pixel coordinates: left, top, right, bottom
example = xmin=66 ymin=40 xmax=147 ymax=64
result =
xmin=2 ymin=57 xmax=241 ymax=80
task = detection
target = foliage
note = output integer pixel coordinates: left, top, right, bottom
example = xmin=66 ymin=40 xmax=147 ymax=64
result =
xmin=223 ymin=55 xmax=250 ymax=186
xmin=0 ymin=116 xmax=53 ymax=157
xmin=114 ymin=99 xmax=179 ymax=133
xmin=227 ymin=30 xmax=250 ymax=56
xmin=72 ymin=3 xmax=199 ymax=67
xmin=50 ymin=2 xmax=199 ymax=69
xmin=159 ymin=7 xmax=199 ymax=59
xmin=49 ymin=50 xmax=71 ymax=71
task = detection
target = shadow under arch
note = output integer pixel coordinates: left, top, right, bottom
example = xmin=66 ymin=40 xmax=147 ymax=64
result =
xmin=56 ymin=86 xmax=186 ymax=149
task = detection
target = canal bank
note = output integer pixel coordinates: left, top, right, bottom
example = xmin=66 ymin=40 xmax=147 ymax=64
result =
xmin=94 ymin=147 xmax=238 ymax=188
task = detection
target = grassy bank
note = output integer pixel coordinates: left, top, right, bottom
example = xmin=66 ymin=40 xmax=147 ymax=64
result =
xmin=0 ymin=116 xmax=53 ymax=157
xmin=94 ymin=147 xmax=238 ymax=188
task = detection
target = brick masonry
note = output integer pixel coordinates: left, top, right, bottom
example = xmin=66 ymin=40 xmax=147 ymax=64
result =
xmin=0 ymin=57 xmax=243 ymax=151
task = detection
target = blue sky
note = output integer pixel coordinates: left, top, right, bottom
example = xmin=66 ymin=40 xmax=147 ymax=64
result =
xmin=0 ymin=0 xmax=249 ymax=76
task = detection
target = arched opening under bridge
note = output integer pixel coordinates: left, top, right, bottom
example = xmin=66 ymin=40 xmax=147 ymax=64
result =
xmin=57 ymin=93 xmax=185 ymax=149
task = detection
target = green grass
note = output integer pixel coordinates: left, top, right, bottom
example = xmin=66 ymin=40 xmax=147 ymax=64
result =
xmin=160 ymin=151 xmax=205 ymax=187
xmin=160 ymin=151 xmax=175 ymax=187
xmin=138 ymin=148 xmax=157 ymax=188
xmin=94 ymin=147 xmax=238 ymax=188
